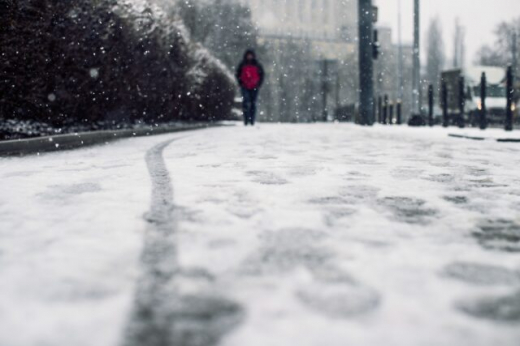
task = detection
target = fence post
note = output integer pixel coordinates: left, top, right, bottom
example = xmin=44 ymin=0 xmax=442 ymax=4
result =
xmin=458 ymin=76 xmax=465 ymax=128
xmin=373 ymin=96 xmax=377 ymax=124
xmin=428 ymin=84 xmax=434 ymax=126
xmin=480 ymin=72 xmax=487 ymax=130
xmin=389 ymin=102 xmax=394 ymax=125
xmin=442 ymin=82 xmax=448 ymax=127
xmin=506 ymin=65 xmax=514 ymax=131
xmin=397 ymin=101 xmax=402 ymax=125
xmin=383 ymin=94 xmax=388 ymax=125
xmin=321 ymin=60 xmax=329 ymax=122
xmin=378 ymin=96 xmax=382 ymax=124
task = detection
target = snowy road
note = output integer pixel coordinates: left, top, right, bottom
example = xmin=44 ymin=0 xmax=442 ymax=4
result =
xmin=1 ymin=124 xmax=520 ymax=346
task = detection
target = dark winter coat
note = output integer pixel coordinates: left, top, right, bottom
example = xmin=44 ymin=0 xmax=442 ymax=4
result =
xmin=236 ymin=50 xmax=264 ymax=90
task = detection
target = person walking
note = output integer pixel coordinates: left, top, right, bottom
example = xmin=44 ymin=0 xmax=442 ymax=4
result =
xmin=236 ymin=49 xmax=264 ymax=126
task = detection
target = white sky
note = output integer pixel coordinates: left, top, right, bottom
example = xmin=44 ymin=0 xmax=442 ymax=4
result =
xmin=375 ymin=0 xmax=520 ymax=65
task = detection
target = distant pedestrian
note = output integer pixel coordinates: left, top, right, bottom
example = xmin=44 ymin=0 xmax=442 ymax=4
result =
xmin=236 ymin=49 xmax=264 ymax=126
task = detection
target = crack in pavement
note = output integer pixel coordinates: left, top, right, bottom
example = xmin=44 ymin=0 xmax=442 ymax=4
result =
xmin=121 ymin=138 xmax=243 ymax=346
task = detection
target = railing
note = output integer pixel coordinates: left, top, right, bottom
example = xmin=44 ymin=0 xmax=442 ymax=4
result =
xmin=376 ymin=66 xmax=517 ymax=132
xmin=375 ymin=95 xmax=403 ymax=125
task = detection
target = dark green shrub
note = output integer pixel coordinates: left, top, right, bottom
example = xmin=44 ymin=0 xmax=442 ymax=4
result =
xmin=0 ymin=0 xmax=235 ymax=130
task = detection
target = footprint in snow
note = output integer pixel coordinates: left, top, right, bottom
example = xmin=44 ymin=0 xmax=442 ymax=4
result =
xmin=473 ymin=219 xmax=520 ymax=253
xmin=443 ymin=262 xmax=520 ymax=286
xmin=38 ymin=182 xmax=102 ymax=201
xmin=240 ymin=228 xmax=381 ymax=318
xmin=296 ymin=265 xmax=380 ymax=318
xmin=377 ymin=196 xmax=438 ymax=225
xmin=443 ymin=196 xmax=469 ymax=205
xmin=457 ymin=290 xmax=520 ymax=323
xmin=246 ymin=170 xmax=288 ymax=185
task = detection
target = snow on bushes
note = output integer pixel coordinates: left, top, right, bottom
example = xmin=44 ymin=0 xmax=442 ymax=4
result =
xmin=0 ymin=0 xmax=236 ymax=137
xmin=185 ymin=46 xmax=236 ymax=122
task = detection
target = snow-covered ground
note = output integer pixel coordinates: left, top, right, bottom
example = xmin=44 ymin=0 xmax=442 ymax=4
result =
xmin=1 ymin=124 xmax=520 ymax=346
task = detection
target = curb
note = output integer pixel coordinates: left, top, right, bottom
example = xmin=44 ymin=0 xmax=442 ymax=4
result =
xmin=497 ymin=138 xmax=520 ymax=143
xmin=448 ymin=133 xmax=520 ymax=143
xmin=448 ymin=134 xmax=485 ymax=141
xmin=0 ymin=123 xmax=226 ymax=157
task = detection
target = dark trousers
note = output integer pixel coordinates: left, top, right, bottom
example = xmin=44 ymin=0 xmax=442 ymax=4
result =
xmin=241 ymin=88 xmax=258 ymax=125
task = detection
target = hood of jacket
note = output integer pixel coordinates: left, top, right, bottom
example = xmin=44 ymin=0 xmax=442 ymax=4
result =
xmin=243 ymin=49 xmax=257 ymax=63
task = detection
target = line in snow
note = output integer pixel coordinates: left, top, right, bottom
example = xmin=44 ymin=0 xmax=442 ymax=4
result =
xmin=121 ymin=137 xmax=243 ymax=346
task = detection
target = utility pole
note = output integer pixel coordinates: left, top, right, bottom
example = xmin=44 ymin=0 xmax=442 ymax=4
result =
xmin=397 ymin=0 xmax=404 ymax=102
xmin=397 ymin=0 xmax=404 ymax=107
xmin=412 ymin=0 xmax=421 ymax=116
xmin=358 ymin=0 xmax=375 ymax=125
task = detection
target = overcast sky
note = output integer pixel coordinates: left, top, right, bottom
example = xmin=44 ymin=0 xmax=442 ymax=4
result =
xmin=375 ymin=0 xmax=520 ymax=66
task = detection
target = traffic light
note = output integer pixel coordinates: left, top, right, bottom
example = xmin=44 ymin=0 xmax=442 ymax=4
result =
xmin=373 ymin=29 xmax=380 ymax=60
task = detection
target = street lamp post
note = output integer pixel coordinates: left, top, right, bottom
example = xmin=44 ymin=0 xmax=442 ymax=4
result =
xmin=412 ymin=0 xmax=421 ymax=117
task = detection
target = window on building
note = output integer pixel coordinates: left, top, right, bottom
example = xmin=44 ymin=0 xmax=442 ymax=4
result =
xmin=285 ymin=0 xmax=292 ymax=20
xmin=322 ymin=0 xmax=329 ymax=24
xmin=340 ymin=25 xmax=350 ymax=42
xmin=298 ymin=0 xmax=305 ymax=22
xmin=311 ymin=0 xmax=318 ymax=23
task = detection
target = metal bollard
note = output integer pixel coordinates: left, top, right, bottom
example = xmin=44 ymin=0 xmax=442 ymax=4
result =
xmin=389 ymin=102 xmax=394 ymax=125
xmin=506 ymin=66 xmax=514 ymax=131
xmin=458 ymin=76 xmax=465 ymax=128
xmin=428 ymin=84 xmax=434 ymax=127
xmin=397 ymin=101 xmax=402 ymax=125
xmin=378 ymin=96 xmax=383 ymax=124
xmin=442 ymin=81 xmax=449 ymax=127
xmin=480 ymin=72 xmax=487 ymax=130
xmin=383 ymin=95 xmax=389 ymax=125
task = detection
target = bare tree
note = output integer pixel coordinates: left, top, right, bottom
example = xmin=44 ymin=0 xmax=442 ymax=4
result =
xmin=453 ymin=18 xmax=465 ymax=69
xmin=475 ymin=16 xmax=520 ymax=70
xmin=175 ymin=0 xmax=258 ymax=70
xmin=425 ymin=17 xmax=445 ymax=90
xmin=475 ymin=45 xmax=507 ymax=67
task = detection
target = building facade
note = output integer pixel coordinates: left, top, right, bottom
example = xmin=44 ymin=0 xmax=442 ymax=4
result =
xmin=374 ymin=26 xmax=414 ymax=123
xmin=244 ymin=0 xmax=357 ymax=43
xmin=240 ymin=0 xmax=359 ymax=122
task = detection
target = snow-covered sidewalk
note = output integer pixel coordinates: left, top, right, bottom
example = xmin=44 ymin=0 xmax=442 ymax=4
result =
xmin=0 ymin=133 xmax=180 ymax=346
xmin=1 ymin=124 xmax=520 ymax=346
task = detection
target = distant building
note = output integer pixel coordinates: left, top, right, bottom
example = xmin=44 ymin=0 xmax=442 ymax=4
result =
xmin=244 ymin=0 xmax=357 ymax=46
xmin=374 ymin=26 xmax=414 ymax=123
xmin=239 ymin=0 xmax=359 ymax=122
